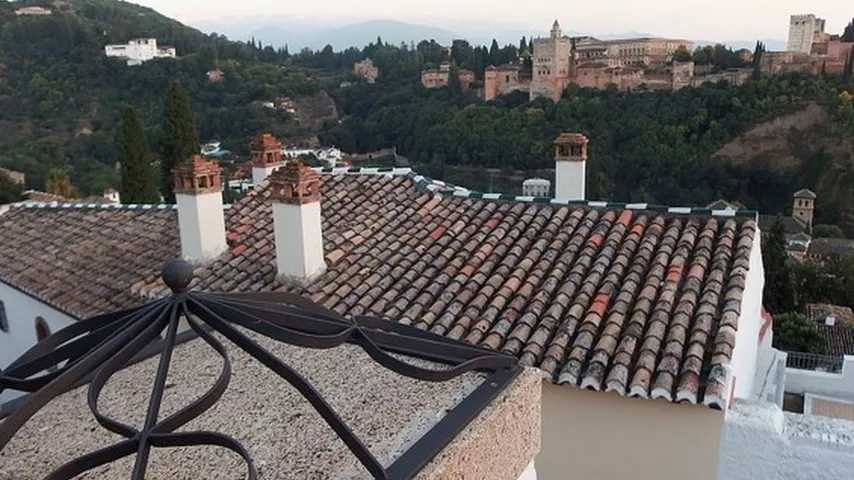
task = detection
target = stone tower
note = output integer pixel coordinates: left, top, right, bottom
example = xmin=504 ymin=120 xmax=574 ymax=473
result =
xmin=531 ymin=20 xmax=573 ymax=102
xmin=554 ymin=133 xmax=589 ymax=200
xmin=792 ymin=189 xmax=816 ymax=231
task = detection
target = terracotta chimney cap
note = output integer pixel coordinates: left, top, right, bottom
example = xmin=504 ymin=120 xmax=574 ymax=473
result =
xmin=173 ymin=155 xmax=223 ymax=195
xmin=251 ymin=133 xmax=285 ymax=169
xmin=269 ymin=162 xmax=322 ymax=205
xmin=554 ymin=133 xmax=589 ymax=145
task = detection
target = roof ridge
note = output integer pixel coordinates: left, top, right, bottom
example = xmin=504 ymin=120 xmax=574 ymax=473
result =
xmin=11 ymin=202 xmax=234 ymax=211
xmin=310 ymin=166 xmax=759 ymax=220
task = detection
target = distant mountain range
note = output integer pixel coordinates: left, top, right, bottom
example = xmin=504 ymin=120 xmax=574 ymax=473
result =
xmin=196 ymin=17 xmax=785 ymax=52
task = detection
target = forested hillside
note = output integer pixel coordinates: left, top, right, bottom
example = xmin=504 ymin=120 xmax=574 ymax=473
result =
xmin=320 ymin=52 xmax=854 ymax=232
xmin=0 ymin=0 xmax=329 ymax=194
xmin=2 ymin=0 xmax=853 ymax=236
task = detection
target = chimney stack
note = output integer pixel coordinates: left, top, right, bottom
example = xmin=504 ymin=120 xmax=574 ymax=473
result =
xmin=174 ymin=155 xmax=228 ymax=263
xmin=251 ymin=133 xmax=284 ymax=186
xmin=269 ymin=162 xmax=326 ymax=281
xmin=554 ymin=133 xmax=588 ymax=200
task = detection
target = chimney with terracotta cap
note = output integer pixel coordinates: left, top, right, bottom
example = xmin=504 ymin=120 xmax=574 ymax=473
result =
xmin=269 ymin=161 xmax=326 ymax=281
xmin=174 ymin=155 xmax=228 ymax=263
xmin=554 ymin=133 xmax=589 ymax=200
xmin=251 ymin=133 xmax=284 ymax=186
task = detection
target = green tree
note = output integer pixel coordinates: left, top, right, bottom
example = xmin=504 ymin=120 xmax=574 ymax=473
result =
xmin=751 ymin=41 xmax=765 ymax=81
xmin=672 ymin=46 xmax=692 ymax=63
xmin=118 ymin=106 xmax=159 ymax=203
xmin=159 ymin=81 xmax=199 ymax=203
xmin=842 ymin=18 xmax=854 ymax=42
xmin=45 ymin=168 xmax=79 ymax=199
xmin=772 ymin=313 xmax=825 ymax=354
xmin=0 ymin=171 xmax=23 ymax=204
xmin=843 ymin=50 xmax=854 ymax=85
xmin=763 ymin=218 xmax=795 ymax=313
xmin=447 ymin=64 xmax=463 ymax=96
xmin=813 ymin=224 xmax=846 ymax=238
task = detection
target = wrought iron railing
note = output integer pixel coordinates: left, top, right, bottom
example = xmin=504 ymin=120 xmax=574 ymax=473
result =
xmin=0 ymin=259 xmax=521 ymax=480
xmin=785 ymin=351 xmax=844 ymax=373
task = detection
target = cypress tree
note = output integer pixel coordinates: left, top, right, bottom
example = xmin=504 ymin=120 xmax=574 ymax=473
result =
xmin=843 ymin=50 xmax=854 ymax=85
xmin=762 ymin=218 xmax=795 ymax=313
xmin=160 ymin=81 xmax=199 ymax=203
xmin=751 ymin=41 xmax=765 ymax=81
xmin=489 ymin=39 xmax=500 ymax=65
xmin=118 ymin=106 xmax=159 ymax=203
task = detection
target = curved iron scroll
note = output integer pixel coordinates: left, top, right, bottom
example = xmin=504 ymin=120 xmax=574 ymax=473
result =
xmin=0 ymin=259 xmax=519 ymax=479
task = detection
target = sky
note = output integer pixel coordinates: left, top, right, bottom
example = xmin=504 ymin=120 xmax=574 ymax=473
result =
xmin=134 ymin=0 xmax=852 ymax=43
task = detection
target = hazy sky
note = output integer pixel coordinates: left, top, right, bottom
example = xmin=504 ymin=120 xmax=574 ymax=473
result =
xmin=135 ymin=0 xmax=851 ymax=42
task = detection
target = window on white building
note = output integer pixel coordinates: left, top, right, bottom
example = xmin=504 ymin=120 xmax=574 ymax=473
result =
xmin=0 ymin=300 xmax=8 ymax=333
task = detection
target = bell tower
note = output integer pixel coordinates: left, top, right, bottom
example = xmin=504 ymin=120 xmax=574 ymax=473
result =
xmin=792 ymin=189 xmax=816 ymax=231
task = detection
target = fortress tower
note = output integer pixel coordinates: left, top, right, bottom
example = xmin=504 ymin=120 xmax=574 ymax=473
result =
xmin=530 ymin=20 xmax=573 ymax=102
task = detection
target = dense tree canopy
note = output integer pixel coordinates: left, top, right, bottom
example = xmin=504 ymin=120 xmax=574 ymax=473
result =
xmin=0 ymin=171 xmax=23 ymax=205
xmin=323 ymin=71 xmax=854 ymax=218
xmin=772 ymin=313 xmax=826 ymax=354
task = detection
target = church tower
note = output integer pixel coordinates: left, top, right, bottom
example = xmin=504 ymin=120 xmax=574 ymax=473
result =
xmin=792 ymin=189 xmax=816 ymax=231
xmin=551 ymin=20 xmax=562 ymax=39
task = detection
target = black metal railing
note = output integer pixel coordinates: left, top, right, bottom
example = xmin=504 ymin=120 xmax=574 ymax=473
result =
xmin=0 ymin=259 xmax=521 ymax=480
xmin=785 ymin=351 xmax=844 ymax=373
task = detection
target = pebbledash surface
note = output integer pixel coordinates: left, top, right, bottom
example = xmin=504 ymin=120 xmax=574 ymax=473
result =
xmin=0 ymin=262 xmax=538 ymax=479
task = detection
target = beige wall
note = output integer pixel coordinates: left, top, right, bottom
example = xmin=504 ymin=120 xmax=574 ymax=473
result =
xmin=538 ymin=382 xmax=724 ymax=480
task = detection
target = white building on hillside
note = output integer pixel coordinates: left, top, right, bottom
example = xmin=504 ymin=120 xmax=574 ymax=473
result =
xmin=104 ymin=38 xmax=176 ymax=66
xmin=15 ymin=6 xmax=52 ymax=16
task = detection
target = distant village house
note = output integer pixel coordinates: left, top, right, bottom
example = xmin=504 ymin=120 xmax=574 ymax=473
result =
xmin=353 ymin=58 xmax=379 ymax=84
xmin=104 ymin=38 xmax=176 ymax=66
xmin=421 ymin=63 xmax=476 ymax=90
xmin=14 ymin=6 xmax=52 ymax=16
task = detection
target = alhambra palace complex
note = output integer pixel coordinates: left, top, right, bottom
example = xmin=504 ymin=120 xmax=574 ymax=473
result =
xmin=486 ymin=21 xmax=694 ymax=101
xmin=413 ymin=17 xmax=854 ymax=101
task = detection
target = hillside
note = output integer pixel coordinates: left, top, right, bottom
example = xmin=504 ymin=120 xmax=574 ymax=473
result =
xmin=713 ymin=100 xmax=854 ymax=230
xmin=0 ymin=0 xmax=339 ymax=194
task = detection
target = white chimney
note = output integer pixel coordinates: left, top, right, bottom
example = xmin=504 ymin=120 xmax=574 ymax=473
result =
xmin=251 ymin=133 xmax=285 ymax=186
xmin=103 ymin=188 xmax=120 ymax=204
xmin=269 ymin=162 xmax=326 ymax=281
xmin=554 ymin=133 xmax=589 ymax=200
xmin=174 ymin=155 xmax=228 ymax=263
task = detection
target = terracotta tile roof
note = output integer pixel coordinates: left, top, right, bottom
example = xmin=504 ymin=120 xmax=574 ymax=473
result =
xmin=0 ymin=204 xmax=179 ymax=318
xmin=808 ymin=238 xmax=854 ymax=259
xmin=815 ymin=324 xmax=854 ymax=357
xmin=0 ymin=171 xmax=758 ymax=408
xmin=758 ymin=215 xmax=808 ymax=236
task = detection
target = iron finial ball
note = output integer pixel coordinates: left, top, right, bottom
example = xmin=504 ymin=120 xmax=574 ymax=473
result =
xmin=162 ymin=258 xmax=195 ymax=293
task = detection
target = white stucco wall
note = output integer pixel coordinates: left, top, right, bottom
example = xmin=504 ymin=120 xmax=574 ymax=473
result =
xmin=538 ymin=383 xmax=723 ymax=480
xmin=252 ymin=165 xmax=279 ymax=186
xmin=176 ymin=191 xmax=228 ymax=263
xmin=517 ymin=461 xmax=537 ymax=480
xmin=730 ymin=227 xmax=765 ymax=400
xmin=718 ymin=399 xmax=854 ymax=480
xmin=555 ymin=161 xmax=585 ymax=200
xmin=0 ymin=281 xmax=76 ymax=403
xmin=786 ymin=356 xmax=854 ymax=401
xmin=273 ymin=201 xmax=327 ymax=280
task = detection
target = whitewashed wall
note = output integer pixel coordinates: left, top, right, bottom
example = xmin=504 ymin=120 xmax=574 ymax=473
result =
xmin=730 ymin=229 xmax=765 ymax=399
xmin=786 ymin=356 xmax=854 ymax=400
xmin=719 ymin=400 xmax=854 ymax=480
xmin=0 ymin=281 xmax=76 ymax=404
